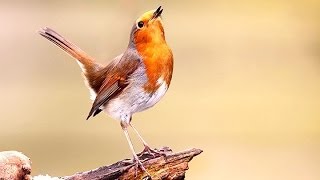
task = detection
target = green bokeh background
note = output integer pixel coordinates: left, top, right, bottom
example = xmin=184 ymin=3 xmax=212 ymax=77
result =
xmin=0 ymin=0 xmax=320 ymax=179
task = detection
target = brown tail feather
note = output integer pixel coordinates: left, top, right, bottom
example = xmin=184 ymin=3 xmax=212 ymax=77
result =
xmin=38 ymin=27 xmax=102 ymax=76
xmin=38 ymin=27 xmax=107 ymax=96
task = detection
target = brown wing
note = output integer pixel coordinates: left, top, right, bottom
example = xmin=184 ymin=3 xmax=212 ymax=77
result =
xmin=86 ymin=51 xmax=141 ymax=120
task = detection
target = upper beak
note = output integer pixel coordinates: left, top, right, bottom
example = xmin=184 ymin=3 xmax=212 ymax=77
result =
xmin=152 ymin=6 xmax=163 ymax=20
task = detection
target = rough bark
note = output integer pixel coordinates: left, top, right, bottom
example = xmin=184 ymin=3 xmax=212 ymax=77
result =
xmin=0 ymin=147 xmax=202 ymax=180
xmin=64 ymin=147 xmax=202 ymax=180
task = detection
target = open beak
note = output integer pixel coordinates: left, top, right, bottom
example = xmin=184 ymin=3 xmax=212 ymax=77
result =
xmin=152 ymin=6 xmax=163 ymax=20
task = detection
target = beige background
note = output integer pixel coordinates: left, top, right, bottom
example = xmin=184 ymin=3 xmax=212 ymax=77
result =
xmin=0 ymin=0 xmax=319 ymax=179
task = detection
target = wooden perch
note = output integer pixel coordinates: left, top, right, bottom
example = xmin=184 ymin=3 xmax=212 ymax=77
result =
xmin=64 ymin=147 xmax=202 ymax=180
xmin=0 ymin=147 xmax=202 ymax=180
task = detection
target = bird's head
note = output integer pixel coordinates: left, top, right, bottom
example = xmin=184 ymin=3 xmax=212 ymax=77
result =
xmin=130 ymin=6 xmax=166 ymax=46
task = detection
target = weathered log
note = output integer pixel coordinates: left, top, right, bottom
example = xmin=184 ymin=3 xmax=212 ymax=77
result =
xmin=0 ymin=147 xmax=202 ymax=180
xmin=64 ymin=147 xmax=202 ymax=180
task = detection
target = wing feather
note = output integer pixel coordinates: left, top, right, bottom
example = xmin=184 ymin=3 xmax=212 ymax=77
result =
xmin=86 ymin=51 xmax=140 ymax=120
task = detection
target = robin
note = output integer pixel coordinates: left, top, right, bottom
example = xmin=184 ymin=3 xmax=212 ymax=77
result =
xmin=39 ymin=6 xmax=173 ymax=175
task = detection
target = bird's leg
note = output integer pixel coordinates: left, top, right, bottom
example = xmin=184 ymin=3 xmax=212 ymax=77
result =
xmin=121 ymin=122 xmax=151 ymax=178
xmin=130 ymin=123 xmax=166 ymax=158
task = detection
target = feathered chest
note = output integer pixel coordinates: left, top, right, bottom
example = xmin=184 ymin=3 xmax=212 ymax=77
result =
xmin=136 ymin=42 xmax=173 ymax=93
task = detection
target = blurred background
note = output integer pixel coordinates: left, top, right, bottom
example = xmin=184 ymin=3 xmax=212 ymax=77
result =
xmin=0 ymin=0 xmax=320 ymax=179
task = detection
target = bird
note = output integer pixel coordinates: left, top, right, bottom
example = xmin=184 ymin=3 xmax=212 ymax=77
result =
xmin=38 ymin=6 xmax=173 ymax=175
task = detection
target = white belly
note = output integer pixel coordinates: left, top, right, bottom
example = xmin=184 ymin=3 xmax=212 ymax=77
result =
xmin=136 ymin=77 xmax=168 ymax=112
xmin=103 ymin=77 xmax=168 ymax=122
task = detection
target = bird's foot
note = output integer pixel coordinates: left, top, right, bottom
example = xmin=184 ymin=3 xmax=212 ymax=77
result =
xmin=132 ymin=154 xmax=151 ymax=179
xmin=139 ymin=146 xmax=167 ymax=159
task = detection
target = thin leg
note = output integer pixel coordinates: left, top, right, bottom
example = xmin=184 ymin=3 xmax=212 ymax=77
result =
xmin=130 ymin=123 xmax=165 ymax=157
xmin=130 ymin=123 xmax=150 ymax=147
xmin=121 ymin=124 xmax=151 ymax=177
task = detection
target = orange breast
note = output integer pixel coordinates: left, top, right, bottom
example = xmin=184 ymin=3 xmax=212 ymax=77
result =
xmin=136 ymin=42 xmax=173 ymax=93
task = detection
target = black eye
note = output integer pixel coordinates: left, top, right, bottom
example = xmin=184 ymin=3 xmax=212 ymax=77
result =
xmin=137 ymin=21 xmax=144 ymax=28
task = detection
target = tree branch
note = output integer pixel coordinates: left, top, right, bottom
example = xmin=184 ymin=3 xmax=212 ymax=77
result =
xmin=64 ymin=147 xmax=202 ymax=180
xmin=1 ymin=147 xmax=202 ymax=180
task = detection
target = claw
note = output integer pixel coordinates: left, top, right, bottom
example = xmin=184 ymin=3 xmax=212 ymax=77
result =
xmin=132 ymin=154 xmax=151 ymax=179
xmin=139 ymin=146 xmax=167 ymax=159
